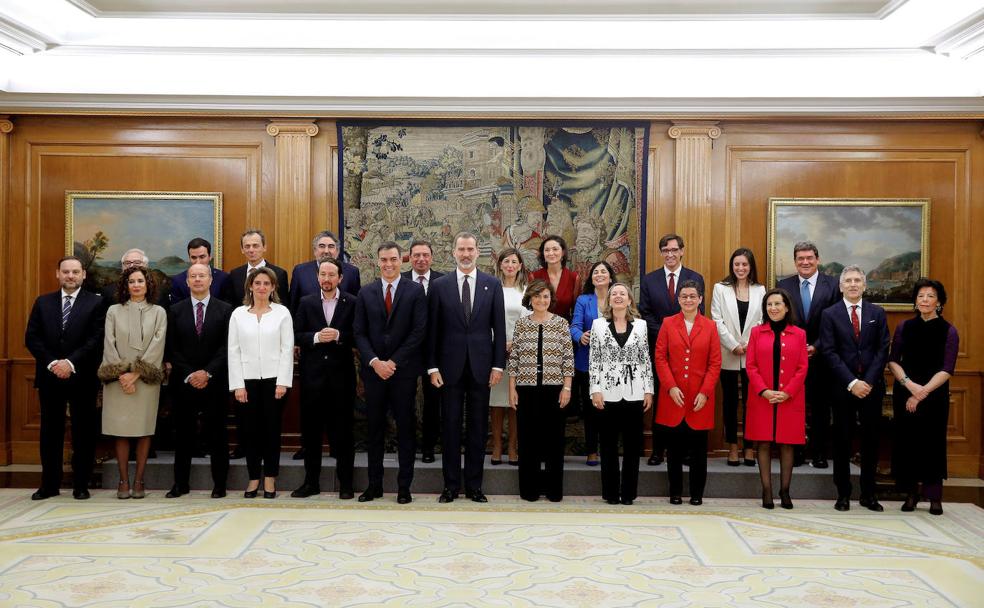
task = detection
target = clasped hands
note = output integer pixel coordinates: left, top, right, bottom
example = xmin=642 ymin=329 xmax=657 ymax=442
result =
xmin=118 ymin=371 xmax=140 ymax=395
xmin=760 ymin=389 xmax=791 ymax=404
xmin=669 ymin=387 xmax=709 ymax=411
xmin=591 ymin=391 xmax=652 ymax=412
xmin=903 ymin=380 xmax=930 ymax=412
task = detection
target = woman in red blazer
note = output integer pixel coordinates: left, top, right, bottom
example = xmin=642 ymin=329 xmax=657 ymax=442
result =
xmin=531 ymin=235 xmax=579 ymax=321
xmin=654 ymin=280 xmax=722 ymax=505
xmin=745 ymin=288 xmax=809 ymax=510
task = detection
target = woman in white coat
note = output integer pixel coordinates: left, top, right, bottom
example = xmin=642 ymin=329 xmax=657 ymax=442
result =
xmin=710 ymin=248 xmax=765 ymax=466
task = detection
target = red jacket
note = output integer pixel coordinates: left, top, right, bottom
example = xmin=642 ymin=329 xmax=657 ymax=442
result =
xmin=744 ymin=323 xmax=809 ymax=444
xmin=654 ymin=313 xmax=722 ymax=430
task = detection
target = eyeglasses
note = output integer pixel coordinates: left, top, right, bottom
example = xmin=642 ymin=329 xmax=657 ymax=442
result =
xmin=678 ymin=294 xmax=701 ymax=301
xmin=660 ymin=248 xmax=681 ymax=255
xmin=122 ymin=259 xmax=144 ymax=268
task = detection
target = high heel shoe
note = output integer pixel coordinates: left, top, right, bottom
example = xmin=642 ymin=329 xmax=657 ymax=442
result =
xmin=117 ymin=479 xmax=131 ymax=500
xmin=263 ymin=478 xmax=277 ymax=499
xmin=244 ymin=481 xmax=259 ymax=499
xmin=929 ymin=501 xmax=943 ymax=516
xmin=779 ymin=489 xmax=793 ymax=510
xmin=901 ymin=494 xmax=918 ymax=512
xmin=131 ymin=480 xmax=146 ymax=499
xmin=490 ymin=456 xmax=503 ymax=466
xmin=761 ymin=490 xmax=774 ymax=510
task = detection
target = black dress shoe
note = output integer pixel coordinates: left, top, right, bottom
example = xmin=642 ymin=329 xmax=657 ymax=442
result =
xmin=929 ymin=501 xmax=943 ymax=515
xmin=438 ymin=488 xmax=456 ymax=503
xmin=229 ymin=447 xmax=245 ymax=459
xmin=421 ymin=452 xmax=436 ymax=464
xmin=490 ymin=458 xmax=503 ymax=466
xmin=31 ymin=488 xmax=59 ymax=500
xmin=244 ymin=489 xmax=258 ymax=499
xmin=811 ymin=457 xmax=828 ymax=469
xmin=73 ymin=489 xmax=91 ymax=500
xmin=901 ymin=494 xmax=918 ymax=512
xmin=466 ymin=489 xmax=488 ymax=503
xmin=339 ymin=489 xmax=354 ymax=500
xmin=620 ymin=498 xmax=633 ymax=506
xmin=647 ymin=454 xmax=664 ymax=466
xmin=743 ymin=458 xmax=756 ymax=467
xmin=358 ymin=487 xmax=383 ymax=502
xmin=290 ymin=484 xmax=320 ymax=498
xmin=211 ymin=488 xmax=226 ymax=499
xmin=689 ymin=497 xmax=703 ymax=506
xmin=263 ymin=490 xmax=277 ymax=499
xmin=834 ymin=497 xmax=850 ymax=511
xmin=292 ymin=448 xmax=305 ymax=461
xmin=859 ymin=496 xmax=883 ymax=512
xmin=165 ymin=485 xmax=189 ymax=499
xmin=605 ymin=498 xmax=620 ymax=505
xmin=669 ymin=496 xmax=682 ymax=505
xmin=397 ymin=489 xmax=412 ymax=504
xmin=726 ymin=459 xmax=741 ymax=467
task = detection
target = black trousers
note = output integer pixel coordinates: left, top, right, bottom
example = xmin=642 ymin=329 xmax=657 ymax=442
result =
xmin=419 ymin=374 xmax=441 ymax=454
xmin=241 ymin=378 xmax=284 ymax=479
xmin=516 ymin=385 xmax=566 ymax=501
xmin=574 ymin=371 xmax=599 ymax=455
xmin=720 ymin=369 xmax=749 ymax=445
xmin=806 ymin=365 xmax=832 ymax=458
xmin=172 ymin=381 xmax=229 ymax=489
xmin=649 ymin=378 xmax=666 ymax=456
xmin=666 ymin=422 xmax=708 ymax=498
xmin=300 ymin=378 xmax=354 ymax=491
xmin=599 ymin=399 xmax=644 ymax=502
xmin=38 ymin=383 xmax=97 ymax=492
xmin=365 ymin=374 xmax=417 ymax=490
xmin=441 ymin=365 xmax=490 ymax=494
xmin=832 ymin=389 xmax=882 ymax=498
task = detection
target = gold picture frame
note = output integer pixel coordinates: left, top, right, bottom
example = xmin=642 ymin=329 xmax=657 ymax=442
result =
xmin=767 ymin=198 xmax=930 ymax=312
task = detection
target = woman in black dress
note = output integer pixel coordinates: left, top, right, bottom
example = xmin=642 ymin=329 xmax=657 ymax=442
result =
xmin=888 ymin=278 xmax=958 ymax=516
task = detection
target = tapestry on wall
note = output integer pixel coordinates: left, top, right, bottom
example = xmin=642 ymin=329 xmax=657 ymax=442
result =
xmin=338 ymin=122 xmax=649 ymax=285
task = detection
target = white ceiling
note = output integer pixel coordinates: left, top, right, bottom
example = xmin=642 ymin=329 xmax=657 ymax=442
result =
xmin=0 ymin=0 xmax=981 ymax=116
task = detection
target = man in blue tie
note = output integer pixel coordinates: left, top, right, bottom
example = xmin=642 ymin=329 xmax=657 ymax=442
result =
xmin=776 ymin=242 xmax=841 ymax=468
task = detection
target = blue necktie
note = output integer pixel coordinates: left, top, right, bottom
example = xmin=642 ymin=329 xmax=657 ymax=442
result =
xmin=61 ymin=295 xmax=72 ymax=330
xmin=800 ymin=280 xmax=812 ymax=319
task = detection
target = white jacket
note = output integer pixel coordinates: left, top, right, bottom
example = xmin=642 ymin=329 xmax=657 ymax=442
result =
xmin=228 ymin=303 xmax=294 ymax=389
xmin=710 ymin=282 xmax=765 ymax=371
xmin=588 ymin=317 xmax=654 ymax=402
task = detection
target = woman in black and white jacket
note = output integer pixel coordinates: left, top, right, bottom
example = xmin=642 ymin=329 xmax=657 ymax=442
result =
xmin=589 ymin=283 xmax=654 ymax=505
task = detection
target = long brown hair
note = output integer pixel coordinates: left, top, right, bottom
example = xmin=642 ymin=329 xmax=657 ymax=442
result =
xmin=117 ymin=266 xmax=158 ymax=304
xmin=243 ymin=267 xmax=281 ymax=307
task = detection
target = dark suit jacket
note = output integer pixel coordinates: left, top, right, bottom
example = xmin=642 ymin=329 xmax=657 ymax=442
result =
xmin=168 ymin=267 xmax=231 ymax=305
xmin=427 ymin=270 xmax=506 ymax=385
xmin=295 ymin=290 xmax=357 ymax=386
xmin=25 ymin=289 xmax=106 ymax=390
xmin=820 ymin=300 xmax=890 ymax=391
xmin=354 ymin=279 xmax=427 ymax=381
xmin=638 ymin=266 xmax=705 ymax=346
xmin=166 ymin=296 xmax=233 ymax=390
xmin=222 ymin=262 xmax=289 ymax=308
xmin=288 ymin=260 xmax=362 ymax=313
xmin=401 ymin=269 xmax=444 ymax=295
xmin=777 ymin=273 xmax=841 ymax=347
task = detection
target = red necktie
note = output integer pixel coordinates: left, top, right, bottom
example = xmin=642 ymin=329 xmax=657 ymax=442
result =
xmin=851 ymin=305 xmax=860 ymax=341
xmin=385 ymin=283 xmax=393 ymax=315
xmin=667 ymin=272 xmax=676 ymax=299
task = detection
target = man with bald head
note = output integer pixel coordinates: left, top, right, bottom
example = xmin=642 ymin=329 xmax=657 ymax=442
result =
xmin=165 ymin=263 xmax=234 ymax=498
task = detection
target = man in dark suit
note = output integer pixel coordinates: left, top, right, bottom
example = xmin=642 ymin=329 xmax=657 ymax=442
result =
xmin=820 ymin=265 xmax=889 ymax=512
xmin=168 ymin=237 xmax=230 ymax=305
xmin=402 ymin=239 xmax=444 ymax=463
xmin=165 ymin=264 xmax=233 ymax=498
xmin=98 ymin=248 xmax=149 ymax=303
xmin=428 ymin=232 xmax=506 ymax=503
xmin=222 ymin=229 xmax=289 ymax=307
xmin=354 ymin=242 xmax=427 ymax=504
xmin=777 ymin=241 xmax=842 ymax=468
xmin=288 ymin=230 xmax=362 ymax=313
xmin=25 ymin=256 xmax=106 ymax=500
xmin=638 ymin=233 xmax=704 ymax=465
xmin=291 ymin=257 xmax=358 ymax=499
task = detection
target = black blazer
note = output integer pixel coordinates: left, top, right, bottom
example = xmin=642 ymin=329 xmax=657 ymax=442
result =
xmin=638 ymin=266 xmax=705 ymax=346
xmin=294 ymin=290 xmax=357 ymax=384
xmin=354 ymin=278 xmax=427 ymax=381
xmin=288 ymin=259 xmax=362 ymax=313
xmin=166 ymin=296 xmax=233 ymax=389
xmin=222 ymin=262 xmax=289 ymax=308
xmin=168 ymin=267 xmax=231 ymax=305
xmin=777 ymin=273 xmax=841 ymax=346
xmin=401 ymin=269 xmax=444 ymax=295
xmin=820 ymin=300 xmax=890 ymax=391
xmin=25 ymin=289 xmax=106 ymax=390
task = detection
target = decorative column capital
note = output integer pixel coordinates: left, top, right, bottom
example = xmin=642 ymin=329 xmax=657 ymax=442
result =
xmin=668 ymin=122 xmax=721 ymax=140
xmin=267 ymin=120 xmax=319 ymax=137
xmin=0 ymin=116 xmax=13 ymax=134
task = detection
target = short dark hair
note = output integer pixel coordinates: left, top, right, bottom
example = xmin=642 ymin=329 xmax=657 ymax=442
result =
xmin=761 ymin=287 xmax=798 ymax=326
xmin=377 ymin=241 xmax=402 ymax=256
xmin=677 ymin=279 xmax=702 ymax=298
xmin=721 ymin=247 xmax=760 ymax=286
xmin=582 ymin=260 xmax=616 ymax=294
xmin=57 ymin=255 xmax=83 ymax=269
xmin=187 ymin=238 xmax=212 ymax=255
xmin=318 ymin=257 xmax=344 ymax=276
xmin=537 ymin=234 xmax=569 ymax=268
xmin=793 ymin=241 xmax=819 ymax=259
xmin=522 ymin=279 xmax=554 ymax=309
xmin=409 ymin=240 xmax=433 ymax=255
xmin=911 ymin=278 xmax=947 ymax=312
xmin=241 ymin=228 xmax=266 ymax=246
xmin=659 ymin=233 xmax=684 ymax=250
xmin=117 ymin=266 xmax=158 ymax=304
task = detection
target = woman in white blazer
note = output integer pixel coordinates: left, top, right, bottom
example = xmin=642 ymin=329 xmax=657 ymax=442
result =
xmin=710 ymin=248 xmax=765 ymax=466
xmin=228 ymin=267 xmax=294 ymax=499
xmin=589 ymin=283 xmax=654 ymax=505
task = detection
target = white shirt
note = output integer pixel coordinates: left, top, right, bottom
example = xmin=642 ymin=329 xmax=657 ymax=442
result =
xmin=456 ymin=268 xmax=477 ymax=309
xmin=799 ymin=271 xmax=818 ymax=299
xmin=412 ymin=270 xmax=432 ymax=293
xmin=381 ymin=274 xmax=402 ymax=299
xmin=185 ymin=294 xmax=213 ymax=383
xmin=227 ymin=302 xmax=294 ymax=390
xmin=50 ymin=289 xmax=81 ymax=373
xmin=663 ymin=265 xmax=681 ymax=289
xmin=843 ymin=297 xmax=864 ymax=391
xmin=247 ymin=259 xmax=268 ymax=271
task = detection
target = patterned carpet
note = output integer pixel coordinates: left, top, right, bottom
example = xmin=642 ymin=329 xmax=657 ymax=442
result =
xmin=0 ymin=490 xmax=981 ymax=607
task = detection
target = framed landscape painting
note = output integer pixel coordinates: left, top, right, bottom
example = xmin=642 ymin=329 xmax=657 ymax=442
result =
xmin=65 ymin=191 xmax=223 ymax=296
xmin=767 ymin=198 xmax=930 ymax=312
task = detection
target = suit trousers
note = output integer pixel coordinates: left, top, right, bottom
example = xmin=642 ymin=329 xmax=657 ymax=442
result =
xmin=300 ymin=380 xmax=354 ymax=491
xmin=666 ymin=422 xmax=709 ymax=499
xmin=419 ymin=374 xmax=441 ymax=454
xmin=599 ymin=399 xmax=644 ymax=502
xmin=441 ymin=362 xmax=491 ymax=494
xmin=516 ymin=385 xmax=566 ymax=501
xmin=241 ymin=378 xmax=284 ymax=479
xmin=172 ymin=381 xmax=229 ymax=489
xmin=720 ymin=369 xmax=749 ymax=445
xmin=574 ymin=370 xmax=600 ymax=455
xmin=365 ymin=375 xmax=417 ymax=490
xmin=832 ymin=389 xmax=882 ymax=499
xmin=38 ymin=383 xmax=97 ymax=492
xmin=806 ymin=365 xmax=832 ymax=458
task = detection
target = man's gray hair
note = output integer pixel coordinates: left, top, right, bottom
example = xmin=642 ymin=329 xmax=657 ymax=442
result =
xmin=453 ymin=231 xmax=479 ymax=248
xmin=121 ymin=248 xmax=149 ymax=266
xmin=312 ymin=230 xmax=339 ymax=250
xmin=839 ymin=264 xmax=866 ymax=285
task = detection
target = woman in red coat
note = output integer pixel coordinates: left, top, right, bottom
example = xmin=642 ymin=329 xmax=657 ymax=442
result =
xmin=654 ymin=280 xmax=722 ymax=505
xmin=745 ymin=288 xmax=809 ymax=510
xmin=531 ymin=235 xmax=579 ymax=321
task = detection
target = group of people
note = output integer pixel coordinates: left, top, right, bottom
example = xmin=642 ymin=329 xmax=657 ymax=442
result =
xmin=25 ymin=227 xmax=957 ymax=515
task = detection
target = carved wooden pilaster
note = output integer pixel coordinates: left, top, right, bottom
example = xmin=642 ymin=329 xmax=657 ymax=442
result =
xmin=0 ymin=116 xmax=12 ymax=465
xmin=267 ymin=120 xmax=318 ymax=271
xmin=668 ymin=122 xmax=720 ymax=279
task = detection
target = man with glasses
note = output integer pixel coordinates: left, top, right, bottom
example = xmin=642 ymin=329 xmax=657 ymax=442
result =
xmin=288 ymin=230 xmax=362 ymax=314
xmin=639 ymin=233 xmax=705 ymax=466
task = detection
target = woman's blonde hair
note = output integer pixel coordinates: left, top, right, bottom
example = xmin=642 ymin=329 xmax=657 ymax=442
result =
xmin=603 ymin=282 xmax=640 ymax=322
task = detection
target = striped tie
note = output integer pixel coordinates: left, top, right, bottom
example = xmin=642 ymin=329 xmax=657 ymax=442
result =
xmin=61 ymin=295 xmax=72 ymax=330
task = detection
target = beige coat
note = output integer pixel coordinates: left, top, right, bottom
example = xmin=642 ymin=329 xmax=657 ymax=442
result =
xmin=98 ymin=301 xmax=167 ymax=437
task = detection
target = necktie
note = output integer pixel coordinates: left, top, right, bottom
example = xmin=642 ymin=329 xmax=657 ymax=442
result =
xmin=462 ymin=275 xmax=472 ymax=321
xmin=851 ymin=305 xmax=860 ymax=341
xmin=418 ymin=274 xmax=426 ymax=294
xmin=801 ymin=280 xmax=812 ymax=319
xmin=385 ymin=283 xmax=393 ymax=315
xmin=61 ymin=295 xmax=72 ymax=330
xmin=667 ymin=272 xmax=675 ymax=300
xmin=195 ymin=301 xmax=204 ymax=337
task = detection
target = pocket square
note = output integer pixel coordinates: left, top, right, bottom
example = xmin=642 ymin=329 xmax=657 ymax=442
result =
xmin=868 ymin=319 xmax=876 ymax=323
